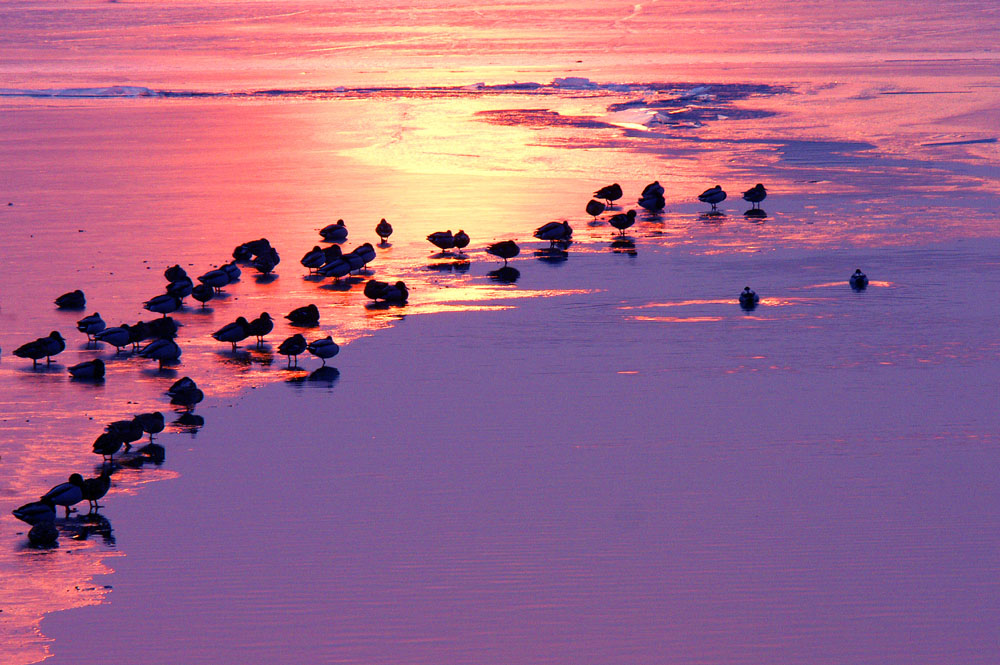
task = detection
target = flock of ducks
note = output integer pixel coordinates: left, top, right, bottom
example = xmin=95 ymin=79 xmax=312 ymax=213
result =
xmin=10 ymin=180 xmax=872 ymax=547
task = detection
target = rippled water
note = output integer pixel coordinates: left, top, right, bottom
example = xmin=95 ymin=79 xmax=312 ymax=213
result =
xmin=1 ymin=1 xmax=999 ymax=663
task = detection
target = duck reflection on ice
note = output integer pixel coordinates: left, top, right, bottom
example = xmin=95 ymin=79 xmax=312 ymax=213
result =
xmin=610 ymin=237 xmax=637 ymax=256
xmin=117 ymin=441 xmax=167 ymax=467
xmin=286 ymin=365 xmax=341 ymax=386
xmin=70 ymin=512 xmax=115 ymax=546
xmin=535 ymin=247 xmax=569 ymax=264
xmin=172 ymin=412 xmax=205 ymax=435
xmin=744 ymin=208 xmax=768 ymax=220
xmin=488 ymin=266 xmax=520 ymax=283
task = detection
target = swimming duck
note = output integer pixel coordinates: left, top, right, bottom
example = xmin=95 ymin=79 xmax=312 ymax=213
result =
xmin=698 ymin=185 xmax=727 ymax=211
xmin=307 ymin=336 xmax=340 ymax=365
xmin=376 ymin=218 xmax=393 ymax=242
xmin=742 ymin=183 xmax=767 ymax=209
xmin=486 ymin=240 xmax=520 ymax=265
xmin=286 ymin=304 xmax=320 ymax=326
xmin=41 ymin=474 xmax=85 ymax=517
xmin=586 ymin=199 xmax=606 ymax=220
xmin=68 ymin=358 xmax=105 ymax=380
xmin=319 ymin=219 xmax=349 ymax=242
xmin=608 ymin=209 xmax=637 ymax=235
xmin=14 ymin=331 xmax=65 ymax=366
xmin=139 ymin=338 xmax=182 ymax=368
xmin=249 ymin=313 xmax=274 ymax=346
xmin=212 ymin=317 xmax=252 ymax=349
xmin=427 ymin=230 xmax=455 ymax=251
xmin=144 ymin=293 xmax=182 ymax=317
xmin=95 ymin=326 xmax=132 ymax=353
xmin=594 ymin=183 xmax=623 ymax=207
xmin=739 ymin=286 xmax=760 ymax=309
xmin=278 ymin=334 xmax=308 ymax=367
xmin=849 ymin=268 xmax=869 ymax=290
xmin=55 ymin=290 xmax=86 ymax=309
xmin=76 ymin=312 xmax=106 ymax=342
xmin=533 ymin=221 xmax=573 ymax=245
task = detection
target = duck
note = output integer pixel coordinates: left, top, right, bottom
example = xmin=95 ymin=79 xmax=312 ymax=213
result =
xmin=286 ymin=304 xmax=320 ymax=326
xmin=139 ymin=338 xmax=182 ymax=368
xmin=212 ymin=317 xmax=252 ymax=350
xmin=252 ymin=249 xmax=280 ymax=275
xmin=533 ymin=221 xmax=573 ymax=245
xmin=641 ymin=181 xmax=665 ymax=198
xmin=167 ymin=377 xmax=203 ymax=411
xmin=167 ymin=376 xmax=197 ymax=398
xmin=95 ymin=326 xmax=132 ymax=353
xmin=197 ymin=268 xmax=230 ymax=292
xmin=453 ymin=230 xmax=470 ymax=253
xmin=739 ymin=286 xmax=760 ymax=309
xmin=594 ymin=183 xmax=623 ymax=207
xmin=319 ymin=219 xmax=348 ymax=242
xmin=222 ymin=261 xmax=241 ymax=282
xmin=364 ymin=279 xmax=409 ymax=303
xmin=68 ymin=358 xmax=105 ymax=380
xmin=278 ymin=334 xmax=307 ymax=367
xmin=376 ymin=218 xmax=393 ymax=242
xmin=317 ymin=257 xmax=352 ymax=279
xmin=134 ymin=411 xmax=165 ymax=441
xmin=92 ymin=432 xmax=123 ymax=462
xmin=698 ymin=185 xmax=727 ymax=211
xmin=244 ymin=238 xmax=273 ymax=256
xmin=164 ymin=265 xmax=188 ymax=282
xmin=742 ymin=183 xmax=767 ymax=209
xmin=249 ymin=313 xmax=274 ymax=346
xmin=147 ymin=316 xmax=179 ymax=340
xmin=76 ymin=312 xmax=106 ymax=342
xmin=127 ymin=321 xmax=150 ymax=351
xmin=191 ymin=283 xmax=214 ymax=307
xmin=849 ymin=268 xmax=869 ymax=290
xmin=347 ymin=243 xmax=377 ymax=270
xmin=486 ymin=240 xmax=520 ymax=265
xmin=608 ymin=209 xmax=637 ymax=235
xmin=232 ymin=243 xmax=253 ymax=261
xmin=14 ymin=331 xmax=66 ymax=367
xmin=41 ymin=474 xmax=86 ymax=517
xmin=166 ymin=277 xmax=193 ymax=299
xmin=638 ymin=190 xmax=665 ymax=212
xmin=12 ymin=500 xmax=57 ymax=525
xmin=427 ymin=230 xmax=455 ymax=251
xmin=301 ymin=246 xmax=327 ymax=273
xmin=55 ymin=289 xmax=86 ymax=309
xmin=144 ymin=293 xmax=182 ymax=317
xmin=107 ymin=418 xmax=145 ymax=452
xmin=585 ymin=199 xmax=606 ymax=220
xmin=82 ymin=467 xmax=112 ymax=512
xmin=307 ymin=336 xmax=340 ymax=366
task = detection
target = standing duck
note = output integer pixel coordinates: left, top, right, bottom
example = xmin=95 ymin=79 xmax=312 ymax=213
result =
xmin=376 ymin=218 xmax=393 ymax=243
xmin=144 ymin=294 xmax=182 ymax=317
xmin=82 ymin=467 xmax=112 ymax=512
xmin=534 ymin=221 xmax=573 ymax=246
xmin=41 ymin=474 xmax=86 ymax=517
xmin=68 ymin=358 xmax=105 ymax=380
xmin=14 ymin=331 xmax=66 ymax=366
xmin=453 ymin=230 xmax=470 ymax=254
xmin=427 ymin=230 xmax=455 ymax=251
xmin=249 ymin=313 xmax=274 ymax=346
xmin=586 ymin=199 xmax=606 ymax=221
xmin=486 ymin=241 xmax=520 ymax=265
xmin=742 ymin=183 xmax=767 ymax=209
xmin=698 ymin=185 xmax=727 ymax=211
xmin=319 ymin=220 xmax=349 ymax=242
xmin=307 ymin=336 xmax=340 ymax=366
xmin=278 ymin=334 xmax=308 ymax=367
xmin=608 ymin=209 xmax=637 ymax=235
xmin=76 ymin=312 xmax=106 ymax=343
xmin=594 ymin=183 xmax=623 ymax=207
xmin=286 ymin=304 xmax=320 ymax=326
xmin=212 ymin=317 xmax=252 ymax=350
